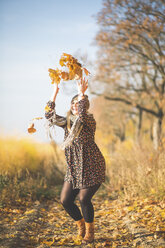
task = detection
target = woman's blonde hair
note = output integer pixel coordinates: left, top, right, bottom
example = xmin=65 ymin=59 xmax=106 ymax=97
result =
xmin=67 ymin=94 xmax=90 ymax=131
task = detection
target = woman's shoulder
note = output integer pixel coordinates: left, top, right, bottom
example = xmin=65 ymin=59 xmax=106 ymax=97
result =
xmin=87 ymin=113 xmax=96 ymax=123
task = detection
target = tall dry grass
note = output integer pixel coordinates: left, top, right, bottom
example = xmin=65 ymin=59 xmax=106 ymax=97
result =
xmin=105 ymin=139 xmax=165 ymax=200
xmin=1 ymin=135 xmax=164 ymax=204
xmin=0 ymin=136 xmax=65 ymax=204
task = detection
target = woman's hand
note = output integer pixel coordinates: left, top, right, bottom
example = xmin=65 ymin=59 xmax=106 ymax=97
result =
xmin=77 ymin=77 xmax=88 ymax=96
xmin=50 ymin=83 xmax=59 ymax=102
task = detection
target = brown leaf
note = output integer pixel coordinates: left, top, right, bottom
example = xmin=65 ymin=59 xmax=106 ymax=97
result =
xmin=28 ymin=123 xmax=36 ymax=134
xmin=61 ymin=71 xmax=69 ymax=81
xmin=83 ymin=67 xmax=90 ymax=76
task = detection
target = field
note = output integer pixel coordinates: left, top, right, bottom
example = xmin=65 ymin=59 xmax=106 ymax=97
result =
xmin=0 ymin=136 xmax=165 ymax=247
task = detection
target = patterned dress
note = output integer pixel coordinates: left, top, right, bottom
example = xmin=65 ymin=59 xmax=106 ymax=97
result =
xmin=45 ymin=97 xmax=106 ymax=189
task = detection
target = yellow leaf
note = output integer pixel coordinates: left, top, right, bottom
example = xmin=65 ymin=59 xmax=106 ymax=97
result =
xmin=150 ymin=188 xmax=156 ymax=194
xmin=63 ymin=52 xmax=72 ymax=58
xmin=161 ymin=210 xmax=165 ymax=219
xmin=73 ymin=236 xmax=82 ymax=245
xmin=104 ymin=200 xmax=109 ymax=205
xmin=42 ymin=237 xmax=55 ymax=246
xmin=20 ymin=216 xmax=27 ymax=220
xmin=32 ymin=117 xmax=43 ymax=121
xmin=57 ymin=237 xmax=71 ymax=245
xmin=40 ymin=208 xmax=46 ymax=212
xmin=48 ymin=68 xmax=61 ymax=84
xmin=48 ymin=53 xmax=90 ymax=85
xmin=59 ymin=57 xmax=66 ymax=66
xmin=127 ymin=206 xmax=135 ymax=212
xmin=24 ymin=209 xmax=35 ymax=215
xmin=45 ymin=105 xmax=51 ymax=112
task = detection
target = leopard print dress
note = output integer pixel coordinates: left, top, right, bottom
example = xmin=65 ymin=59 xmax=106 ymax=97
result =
xmin=45 ymin=97 xmax=106 ymax=189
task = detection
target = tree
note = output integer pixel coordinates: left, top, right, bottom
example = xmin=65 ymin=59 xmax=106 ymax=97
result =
xmin=93 ymin=0 xmax=165 ymax=149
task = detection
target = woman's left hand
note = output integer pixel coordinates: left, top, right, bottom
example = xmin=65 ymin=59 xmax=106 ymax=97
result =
xmin=77 ymin=77 xmax=88 ymax=95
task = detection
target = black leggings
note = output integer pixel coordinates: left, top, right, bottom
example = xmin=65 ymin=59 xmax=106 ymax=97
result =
xmin=60 ymin=181 xmax=101 ymax=223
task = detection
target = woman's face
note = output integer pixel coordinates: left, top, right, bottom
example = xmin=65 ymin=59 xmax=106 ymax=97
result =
xmin=71 ymin=99 xmax=78 ymax=115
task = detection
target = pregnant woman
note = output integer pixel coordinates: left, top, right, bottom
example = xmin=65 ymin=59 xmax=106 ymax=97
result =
xmin=45 ymin=78 xmax=106 ymax=243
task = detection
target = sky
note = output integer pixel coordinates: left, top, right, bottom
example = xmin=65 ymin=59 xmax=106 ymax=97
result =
xmin=0 ymin=0 xmax=103 ymax=144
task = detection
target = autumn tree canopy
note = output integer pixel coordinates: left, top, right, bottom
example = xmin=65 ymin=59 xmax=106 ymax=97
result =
xmin=94 ymin=0 xmax=165 ymax=148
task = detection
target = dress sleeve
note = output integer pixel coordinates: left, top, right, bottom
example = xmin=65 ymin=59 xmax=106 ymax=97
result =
xmin=78 ymin=97 xmax=88 ymax=122
xmin=45 ymin=100 xmax=67 ymax=128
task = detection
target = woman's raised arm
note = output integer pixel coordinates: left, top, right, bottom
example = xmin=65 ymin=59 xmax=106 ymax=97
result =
xmin=50 ymin=83 xmax=59 ymax=102
xmin=45 ymin=83 xmax=67 ymax=128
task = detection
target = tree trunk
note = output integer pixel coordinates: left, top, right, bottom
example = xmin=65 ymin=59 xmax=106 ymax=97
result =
xmin=150 ymin=121 xmax=153 ymax=141
xmin=153 ymin=115 xmax=163 ymax=150
xmin=136 ymin=109 xmax=143 ymax=144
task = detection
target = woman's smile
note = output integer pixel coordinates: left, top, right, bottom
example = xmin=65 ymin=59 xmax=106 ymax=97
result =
xmin=71 ymin=101 xmax=78 ymax=115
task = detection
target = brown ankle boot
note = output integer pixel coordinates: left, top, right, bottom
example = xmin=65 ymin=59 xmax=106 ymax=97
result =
xmin=82 ymin=222 xmax=94 ymax=243
xmin=75 ymin=218 xmax=85 ymax=238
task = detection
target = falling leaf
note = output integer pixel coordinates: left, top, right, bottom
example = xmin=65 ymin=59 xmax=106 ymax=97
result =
xmin=32 ymin=117 xmax=43 ymax=121
xmin=27 ymin=123 xmax=36 ymax=134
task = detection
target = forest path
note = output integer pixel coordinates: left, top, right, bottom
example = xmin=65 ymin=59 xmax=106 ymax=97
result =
xmin=0 ymin=185 xmax=165 ymax=248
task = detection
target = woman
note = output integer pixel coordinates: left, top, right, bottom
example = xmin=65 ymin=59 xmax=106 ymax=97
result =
xmin=45 ymin=78 xmax=106 ymax=243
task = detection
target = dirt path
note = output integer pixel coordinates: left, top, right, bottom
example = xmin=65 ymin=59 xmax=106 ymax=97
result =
xmin=0 ymin=186 xmax=165 ymax=248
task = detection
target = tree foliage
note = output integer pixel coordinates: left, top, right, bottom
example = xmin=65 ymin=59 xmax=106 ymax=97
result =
xmin=94 ymin=0 xmax=165 ymax=147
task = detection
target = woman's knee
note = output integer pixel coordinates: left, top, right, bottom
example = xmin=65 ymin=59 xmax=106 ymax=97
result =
xmin=78 ymin=194 xmax=91 ymax=205
xmin=60 ymin=196 xmax=70 ymax=207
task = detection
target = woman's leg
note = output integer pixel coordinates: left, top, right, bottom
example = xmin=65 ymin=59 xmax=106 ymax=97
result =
xmin=60 ymin=181 xmax=83 ymax=221
xmin=78 ymin=184 xmax=101 ymax=223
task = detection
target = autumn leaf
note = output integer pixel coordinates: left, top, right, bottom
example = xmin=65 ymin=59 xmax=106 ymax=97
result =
xmin=57 ymin=237 xmax=72 ymax=245
xmin=28 ymin=52 xmax=90 ymax=135
xmin=73 ymin=236 xmax=82 ymax=245
xmin=32 ymin=117 xmax=43 ymax=121
xmin=27 ymin=123 xmax=36 ymax=134
xmin=24 ymin=209 xmax=35 ymax=215
xmin=48 ymin=68 xmax=61 ymax=84
xmin=59 ymin=57 xmax=67 ymax=67
xmin=48 ymin=53 xmax=90 ymax=86
xmin=73 ymin=64 xmax=82 ymax=79
xmin=61 ymin=71 xmax=69 ymax=81
xmin=45 ymin=105 xmax=52 ymax=113
xmin=62 ymin=52 xmax=72 ymax=58
xmin=83 ymin=67 xmax=90 ymax=76
xmin=69 ymin=71 xmax=76 ymax=80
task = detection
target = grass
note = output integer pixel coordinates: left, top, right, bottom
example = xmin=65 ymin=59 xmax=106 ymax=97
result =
xmin=105 ymin=139 xmax=165 ymax=200
xmin=0 ymin=136 xmax=65 ymax=205
xmin=0 ymin=135 xmax=164 ymax=206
